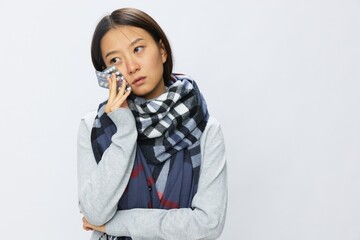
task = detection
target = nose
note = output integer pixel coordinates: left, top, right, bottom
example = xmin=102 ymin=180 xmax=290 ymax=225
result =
xmin=125 ymin=56 xmax=140 ymax=75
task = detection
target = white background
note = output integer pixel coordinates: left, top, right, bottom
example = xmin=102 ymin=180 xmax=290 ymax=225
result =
xmin=0 ymin=0 xmax=359 ymax=239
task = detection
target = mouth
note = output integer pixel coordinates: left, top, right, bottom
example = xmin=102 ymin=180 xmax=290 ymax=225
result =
xmin=132 ymin=76 xmax=146 ymax=86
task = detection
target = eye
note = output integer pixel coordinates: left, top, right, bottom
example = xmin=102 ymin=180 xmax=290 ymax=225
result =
xmin=110 ymin=57 xmax=121 ymax=65
xmin=134 ymin=46 xmax=144 ymax=54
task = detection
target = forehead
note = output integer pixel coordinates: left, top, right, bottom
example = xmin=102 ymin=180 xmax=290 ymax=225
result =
xmin=101 ymin=26 xmax=154 ymax=50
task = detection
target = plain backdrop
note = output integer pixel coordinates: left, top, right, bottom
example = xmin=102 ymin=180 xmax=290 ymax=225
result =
xmin=0 ymin=0 xmax=359 ymax=239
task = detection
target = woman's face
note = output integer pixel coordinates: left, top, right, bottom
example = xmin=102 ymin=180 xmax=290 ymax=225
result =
xmin=100 ymin=26 xmax=167 ymax=99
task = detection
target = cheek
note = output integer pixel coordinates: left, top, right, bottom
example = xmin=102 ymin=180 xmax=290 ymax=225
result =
xmin=147 ymin=51 xmax=165 ymax=71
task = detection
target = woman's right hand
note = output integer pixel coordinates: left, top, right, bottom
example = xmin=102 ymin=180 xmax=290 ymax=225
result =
xmin=104 ymin=73 xmax=132 ymax=113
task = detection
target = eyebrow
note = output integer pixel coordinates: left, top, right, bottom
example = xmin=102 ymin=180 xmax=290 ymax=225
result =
xmin=105 ymin=38 xmax=145 ymax=59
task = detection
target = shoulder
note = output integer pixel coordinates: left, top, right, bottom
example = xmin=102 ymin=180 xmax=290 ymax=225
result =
xmin=79 ymin=110 xmax=97 ymax=132
xmin=202 ymin=115 xmax=222 ymax=137
xmin=199 ymin=115 xmax=226 ymax=174
xmin=200 ymin=115 xmax=224 ymax=148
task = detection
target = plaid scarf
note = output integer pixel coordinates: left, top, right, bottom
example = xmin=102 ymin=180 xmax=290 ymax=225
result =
xmin=91 ymin=74 xmax=209 ymax=239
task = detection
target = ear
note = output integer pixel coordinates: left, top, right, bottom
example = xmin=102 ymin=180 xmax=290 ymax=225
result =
xmin=159 ymin=40 xmax=167 ymax=63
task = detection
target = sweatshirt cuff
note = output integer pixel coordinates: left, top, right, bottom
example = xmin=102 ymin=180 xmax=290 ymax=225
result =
xmin=107 ymin=108 xmax=135 ymax=129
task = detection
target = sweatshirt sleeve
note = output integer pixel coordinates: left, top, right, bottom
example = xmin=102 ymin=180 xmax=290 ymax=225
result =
xmin=105 ymin=117 xmax=228 ymax=240
xmin=77 ymin=108 xmax=137 ymax=226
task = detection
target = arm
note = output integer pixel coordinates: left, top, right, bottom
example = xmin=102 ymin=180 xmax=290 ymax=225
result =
xmin=105 ymin=117 xmax=228 ymax=240
xmin=77 ymin=108 xmax=137 ymax=226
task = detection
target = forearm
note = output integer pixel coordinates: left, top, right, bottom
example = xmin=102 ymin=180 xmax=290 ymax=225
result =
xmin=105 ymin=119 xmax=228 ymax=239
xmin=106 ymin=182 xmax=227 ymax=240
xmin=77 ymin=109 xmax=137 ymax=226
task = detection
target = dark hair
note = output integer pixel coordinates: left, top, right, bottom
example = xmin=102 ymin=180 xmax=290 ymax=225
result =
xmin=91 ymin=8 xmax=173 ymax=85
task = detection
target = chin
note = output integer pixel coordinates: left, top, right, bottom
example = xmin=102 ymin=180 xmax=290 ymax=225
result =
xmin=132 ymin=89 xmax=151 ymax=98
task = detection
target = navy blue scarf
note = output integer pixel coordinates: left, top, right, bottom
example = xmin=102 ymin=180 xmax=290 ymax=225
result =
xmin=91 ymin=74 xmax=209 ymax=239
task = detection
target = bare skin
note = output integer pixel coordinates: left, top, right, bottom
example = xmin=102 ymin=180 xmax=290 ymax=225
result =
xmin=82 ymin=217 xmax=105 ymax=233
xmin=101 ymin=26 xmax=167 ymax=113
xmin=104 ymin=72 xmax=131 ymax=113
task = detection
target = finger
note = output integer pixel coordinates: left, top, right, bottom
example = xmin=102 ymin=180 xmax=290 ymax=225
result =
xmin=83 ymin=225 xmax=93 ymax=231
xmin=115 ymin=80 xmax=128 ymax=100
xmin=120 ymin=89 xmax=131 ymax=108
xmin=83 ymin=221 xmax=90 ymax=230
xmin=110 ymin=83 xmax=129 ymax=112
xmin=112 ymin=88 xmax=131 ymax=110
xmin=108 ymin=73 xmax=117 ymax=102
xmin=114 ymin=85 xmax=131 ymax=103
xmin=105 ymin=74 xmax=119 ymax=113
xmin=82 ymin=218 xmax=94 ymax=231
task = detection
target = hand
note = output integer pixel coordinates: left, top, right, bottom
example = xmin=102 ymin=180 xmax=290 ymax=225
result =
xmin=104 ymin=73 xmax=132 ymax=113
xmin=82 ymin=216 xmax=106 ymax=233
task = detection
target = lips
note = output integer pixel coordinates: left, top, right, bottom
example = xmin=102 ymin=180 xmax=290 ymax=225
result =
xmin=132 ymin=76 xmax=146 ymax=86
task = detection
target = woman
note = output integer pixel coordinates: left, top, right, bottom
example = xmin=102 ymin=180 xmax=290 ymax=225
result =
xmin=77 ymin=7 xmax=228 ymax=240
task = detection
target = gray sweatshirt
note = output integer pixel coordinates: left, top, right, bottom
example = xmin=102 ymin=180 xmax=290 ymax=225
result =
xmin=77 ymin=108 xmax=228 ymax=240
